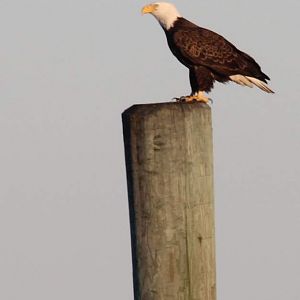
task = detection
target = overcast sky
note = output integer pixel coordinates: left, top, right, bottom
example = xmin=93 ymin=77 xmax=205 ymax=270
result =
xmin=0 ymin=0 xmax=299 ymax=299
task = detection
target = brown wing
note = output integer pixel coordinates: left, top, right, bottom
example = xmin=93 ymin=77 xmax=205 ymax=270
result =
xmin=172 ymin=26 xmax=265 ymax=78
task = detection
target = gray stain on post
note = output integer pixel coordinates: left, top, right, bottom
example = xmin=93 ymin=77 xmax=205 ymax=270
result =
xmin=122 ymin=102 xmax=216 ymax=300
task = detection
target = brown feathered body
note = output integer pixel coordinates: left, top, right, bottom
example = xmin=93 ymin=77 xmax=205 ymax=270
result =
xmin=164 ymin=17 xmax=272 ymax=94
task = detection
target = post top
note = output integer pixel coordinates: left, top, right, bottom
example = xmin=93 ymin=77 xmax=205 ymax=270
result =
xmin=122 ymin=102 xmax=210 ymax=118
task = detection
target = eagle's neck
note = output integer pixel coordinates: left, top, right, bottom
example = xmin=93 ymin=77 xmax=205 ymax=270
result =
xmin=154 ymin=11 xmax=182 ymax=30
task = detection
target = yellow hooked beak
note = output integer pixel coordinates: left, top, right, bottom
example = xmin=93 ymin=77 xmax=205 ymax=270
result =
xmin=141 ymin=4 xmax=158 ymax=15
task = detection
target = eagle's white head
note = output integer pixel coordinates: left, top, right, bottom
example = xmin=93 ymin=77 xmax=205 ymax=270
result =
xmin=142 ymin=2 xmax=182 ymax=30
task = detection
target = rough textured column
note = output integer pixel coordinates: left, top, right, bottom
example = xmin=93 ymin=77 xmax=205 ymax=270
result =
xmin=122 ymin=102 xmax=216 ymax=300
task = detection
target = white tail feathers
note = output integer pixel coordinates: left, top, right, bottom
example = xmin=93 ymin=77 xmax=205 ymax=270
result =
xmin=245 ymin=76 xmax=274 ymax=93
xmin=229 ymin=74 xmax=274 ymax=93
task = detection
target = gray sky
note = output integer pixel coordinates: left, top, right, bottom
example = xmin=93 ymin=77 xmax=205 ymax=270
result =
xmin=0 ymin=0 xmax=299 ymax=299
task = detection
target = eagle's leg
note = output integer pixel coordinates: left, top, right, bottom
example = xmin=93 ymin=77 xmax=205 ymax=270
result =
xmin=174 ymin=66 xmax=214 ymax=103
xmin=186 ymin=67 xmax=214 ymax=103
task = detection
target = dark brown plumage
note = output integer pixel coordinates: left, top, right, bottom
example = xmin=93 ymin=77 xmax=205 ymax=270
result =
xmin=165 ymin=17 xmax=271 ymax=93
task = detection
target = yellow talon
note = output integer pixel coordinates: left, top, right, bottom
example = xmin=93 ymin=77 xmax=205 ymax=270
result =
xmin=192 ymin=91 xmax=210 ymax=103
xmin=174 ymin=91 xmax=211 ymax=103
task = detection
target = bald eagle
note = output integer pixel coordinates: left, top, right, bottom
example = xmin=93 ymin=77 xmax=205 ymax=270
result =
xmin=142 ymin=2 xmax=274 ymax=103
